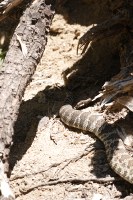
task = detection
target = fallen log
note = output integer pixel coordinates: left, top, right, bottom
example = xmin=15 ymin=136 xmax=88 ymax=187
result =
xmin=0 ymin=0 xmax=55 ymax=198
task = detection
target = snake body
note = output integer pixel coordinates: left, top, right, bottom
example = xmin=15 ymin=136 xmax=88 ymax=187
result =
xmin=59 ymin=104 xmax=133 ymax=184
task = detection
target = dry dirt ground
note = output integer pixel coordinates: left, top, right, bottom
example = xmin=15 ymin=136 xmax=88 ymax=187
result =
xmin=9 ymin=1 xmax=133 ymax=199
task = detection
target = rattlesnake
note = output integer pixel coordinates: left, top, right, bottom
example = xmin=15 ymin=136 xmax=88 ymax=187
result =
xmin=59 ymin=99 xmax=133 ymax=184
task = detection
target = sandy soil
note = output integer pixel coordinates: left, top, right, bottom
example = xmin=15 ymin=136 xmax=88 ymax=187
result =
xmin=9 ymin=1 xmax=133 ymax=199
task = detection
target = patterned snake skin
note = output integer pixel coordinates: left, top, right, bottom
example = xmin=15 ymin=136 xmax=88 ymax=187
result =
xmin=59 ymin=103 xmax=133 ymax=184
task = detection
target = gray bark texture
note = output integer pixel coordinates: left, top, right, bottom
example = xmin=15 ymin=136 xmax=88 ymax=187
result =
xmin=0 ymin=0 xmax=55 ymax=173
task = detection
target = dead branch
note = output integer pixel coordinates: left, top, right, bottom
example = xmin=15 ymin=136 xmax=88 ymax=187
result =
xmin=77 ymin=1 xmax=133 ymax=54
xmin=0 ymin=0 xmax=55 ymax=174
xmin=100 ymin=34 xmax=133 ymax=108
xmin=0 ymin=0 xmax=24 ymax=21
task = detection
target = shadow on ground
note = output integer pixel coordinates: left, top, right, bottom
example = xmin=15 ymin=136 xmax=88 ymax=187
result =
xmin=56 ymin=0 xmax=111 ymax=26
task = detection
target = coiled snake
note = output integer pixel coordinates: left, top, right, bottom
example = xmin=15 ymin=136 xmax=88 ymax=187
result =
xmin=59 ymin=99 xmax=133 ymax=184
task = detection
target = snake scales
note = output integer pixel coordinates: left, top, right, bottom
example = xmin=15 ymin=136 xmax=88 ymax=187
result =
xmin=59 ymin=100 xmax=133 ymax=184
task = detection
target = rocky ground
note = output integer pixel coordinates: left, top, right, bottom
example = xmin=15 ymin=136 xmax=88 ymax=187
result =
xmin=8 ymin=1 xmax=133 ymax=199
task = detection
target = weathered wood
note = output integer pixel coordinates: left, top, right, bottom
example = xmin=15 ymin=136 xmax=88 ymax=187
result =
xmin=0 ymin=0 xmax=55 ymax=175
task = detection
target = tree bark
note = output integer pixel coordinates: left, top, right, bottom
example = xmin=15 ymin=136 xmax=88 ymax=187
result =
xmin=0 ymin=0 xmax=55 ymax=174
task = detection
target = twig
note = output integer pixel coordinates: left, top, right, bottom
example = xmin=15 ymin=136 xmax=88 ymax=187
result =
xmin=19 ymin=177 xmax=118 ymax=194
